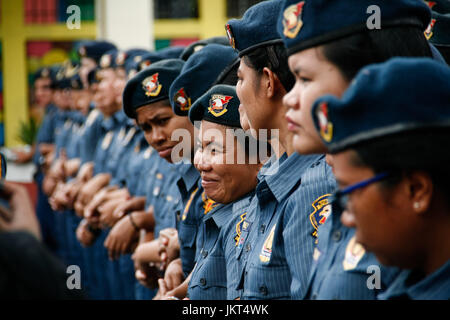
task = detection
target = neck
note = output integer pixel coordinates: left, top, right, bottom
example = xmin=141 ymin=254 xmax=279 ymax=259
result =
xmin=421 ymin=215 xmax=450 ymax=276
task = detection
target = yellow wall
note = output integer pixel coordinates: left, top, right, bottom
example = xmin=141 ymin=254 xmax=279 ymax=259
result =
xmin=0 ymin=0 xmax=229 ymax=146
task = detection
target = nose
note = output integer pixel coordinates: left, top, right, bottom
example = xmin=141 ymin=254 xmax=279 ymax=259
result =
xmin=195 ymin=149 xmax=212 ymax=172
xmin=148 ymin=127 xmax=166 ymax=147
xmin=283 ymin=85 xmax=300 ymax=111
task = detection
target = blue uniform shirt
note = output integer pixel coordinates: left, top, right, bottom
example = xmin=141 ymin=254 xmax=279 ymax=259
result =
xmin=188 ymin=193 xmax=253 ymax=300
xmin=79 ymin=108 xmax=103 ymax=165
xmin=306 ymin=203 xmax=400 ymax=300
xmin=33 ymin=103 xmax=58 ymax=166
xmin=378 ymin=260 xmax=450 ymax=300
xmin=237 ymin=153 xmax=336 ymax=300
xmin=92 ymin=110 xmax=129 ymax=174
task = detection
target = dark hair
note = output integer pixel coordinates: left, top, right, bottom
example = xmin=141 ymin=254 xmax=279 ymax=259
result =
xmin=214 ymin=59 xmax=240 ymax=86
xmin=435 ymin=46 xmax=450 ymax=65
xmin=321 ymin=27 xmax=432 ymax=82
xmin=350 ymin=128 xmax=450 ymax=205
xmin=242 ymin=43 xmax=295 ymax=92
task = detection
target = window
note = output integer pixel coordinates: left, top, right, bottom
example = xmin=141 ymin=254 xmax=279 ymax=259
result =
xmin=154 ymin=0 xmax=199 ymax=19
xmin=227 ymin=0 xmax=265 ymax=18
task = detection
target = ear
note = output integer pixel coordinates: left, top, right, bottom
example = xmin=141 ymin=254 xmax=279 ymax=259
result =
xmin=261 ymin=67 xmax=280 ymax=99
xmin=405 ymin=171 xmax=433 ymax=215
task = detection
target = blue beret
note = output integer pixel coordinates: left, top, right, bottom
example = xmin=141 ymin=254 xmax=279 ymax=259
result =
xmin=99 ymin=49 xmax=119 ymax=69
xmin=226 ymin=0 xmax=284 ymax=57
xmin=70 ymin=73 xmax=83 ymax=90
xmin=189 ymin=84 xmax=241 ymax=128
xmin=169 ymin=44 xmax=239 ymax=117
xmin=115 ymin=49 xmax=150 ymax=68
xmin=426 ymin=0 xmax=450 ymax=14
xmin=53 ymin=61 xmax=80 ymax=89
xmin=122 ymin=59 xmax=185 ymax=119
xmin=427 ymin=11 xmax=450 ymax=46
xmin=124 ymin=52 xmax=165 ymax=79
xmin=278 ymin=0 xmax=431 ymax=55
xmin=157 ymin=46 xmax=186 ymax=60
xmin=311 ymin=57 xmax=450 ymax=153
xmin=78 ymin=40 xmax=117 ymax=63
xmin=33 ymin=67 xmax=54 ymax=83
xmin=180 ymin=37 xmax=230 ymax=61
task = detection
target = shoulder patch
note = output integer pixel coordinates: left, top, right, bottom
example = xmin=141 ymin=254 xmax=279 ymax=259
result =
xmin=309 ymin=194 xmax=332 ymax=240
xmin=234 ymin=212 xmax=247 ymax=246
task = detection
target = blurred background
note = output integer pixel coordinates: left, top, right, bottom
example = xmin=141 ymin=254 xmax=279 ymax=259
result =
xmin=0 ymin=0 xmax=264 ymax=183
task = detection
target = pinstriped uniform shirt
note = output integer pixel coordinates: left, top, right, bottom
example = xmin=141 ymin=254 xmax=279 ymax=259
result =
xmin=238 ymin=153 xmax=336 ymax=299
xmin=188 ymin=193 xmax=253 ymax=300
xmin=306 ymin=203 xmax=400 ymax=300
xmin=378 ymin=260 xmax=450 ymax=300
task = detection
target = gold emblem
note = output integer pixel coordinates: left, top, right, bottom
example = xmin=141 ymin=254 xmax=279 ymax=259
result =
xmin=283 ymin=2 xmax=305 ymax=39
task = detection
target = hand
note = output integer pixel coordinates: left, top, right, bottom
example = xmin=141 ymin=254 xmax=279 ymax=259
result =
xmin=134 ymin=261 xmax=160 ymax=289
xmin=98 ymin=197 xmax=126 ymax=228
xmin=76 ymin=218 xmax=99 ymax=247
xmin=162 ymin=258 xmax=184 ymax=292
xmin=77 ymin=162 xmax=94 ymax=183
xmin=158 ymin=228 xmax=180 ymax=269
xmin=112 ymin=196 xmax=146 ymax=221
xmin=132 ymin=239 xmax=162 ymax=265
xmin=76 ymin=173 xmax=111 ymax=215
xmin=39 ymin=143 xmax=54 ymax=157
xmin=104 ymin=211 xmax=141 ymax=260
xmin=0 ymin=181 xmax=41 ymax=240
xmin=49 ymin=182 xmax=69 ymax=211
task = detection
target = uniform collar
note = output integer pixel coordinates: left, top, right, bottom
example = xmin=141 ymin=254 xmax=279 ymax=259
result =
xmin=261 ymin=152 xmax=322 ymax=203
xmin=379 ymin=259 xmax=450 ymax=300
xmin=207 ymin=192 xmax=254 ymax=228
xmin=176 ymin=163 xmax=200 ymax=195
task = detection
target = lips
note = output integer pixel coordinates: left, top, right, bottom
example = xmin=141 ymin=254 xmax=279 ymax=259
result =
xmin=286 ymin=115 xmax=300 ymax=132
xmin=201 ymin=174 xmax=220 ymax=188
xmin=157 ymin=146 xmax=173 ymax=158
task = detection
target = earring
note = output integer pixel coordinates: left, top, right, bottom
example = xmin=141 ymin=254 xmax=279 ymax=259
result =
xmin=413 ymin=202 xmax=420 ymax=209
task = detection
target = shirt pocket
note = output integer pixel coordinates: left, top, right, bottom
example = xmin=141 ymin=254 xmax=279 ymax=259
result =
xmin=188 ymin=256 xmax=227 ymax=300
xmin=244 ymin=264 xmax=291 ymax=300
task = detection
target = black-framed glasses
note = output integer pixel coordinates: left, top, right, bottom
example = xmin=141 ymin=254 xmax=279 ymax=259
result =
xmin=331 ymin=172 xmax=391 ymax=212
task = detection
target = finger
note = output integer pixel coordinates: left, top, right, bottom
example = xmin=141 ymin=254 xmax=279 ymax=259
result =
xmin=158 ymin=278 xmax=168 ymax=295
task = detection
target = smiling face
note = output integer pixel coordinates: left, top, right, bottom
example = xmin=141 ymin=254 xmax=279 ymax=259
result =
xmin=136 ymin=101 xmax=194 ymax=163
xmin=194 ymin=120 xmax=260 ymax=204
xmin=283 ymin=47 xmax=349 ymax=154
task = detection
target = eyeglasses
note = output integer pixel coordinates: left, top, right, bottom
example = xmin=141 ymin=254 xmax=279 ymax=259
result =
xmin=331 ymin=172 xmax=390 ymax=212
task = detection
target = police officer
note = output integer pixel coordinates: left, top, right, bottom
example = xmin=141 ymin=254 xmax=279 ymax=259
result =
xmin=185 ymin=84 xmax=260 ymax=300
xmin=310 ymin=57 xmax=450 ymax=299
xmin=225 ymin=0 xmax=336 ymax=299
xmin=278 ymin=0 xmax=433 ymax=299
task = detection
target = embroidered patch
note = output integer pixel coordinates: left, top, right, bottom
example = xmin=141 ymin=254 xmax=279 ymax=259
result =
xmin=142 ymin=73 xmax=162 ymax=97
xmin=225 ymin=24 xmax=235 ymax=49
xmin=234 ymin=212 xmax=248 ymax=246
xmin=342 ymin=236 xmax=366 ymax=271
xmin=317 ymin=102 xmax=333 ymax=142
xmin=174 ymin=88 xmax=192 ymax=111
xmin=259 ymin=224 xmax=276 ymax=263
xmin=100 ymin=54 xmax=112 ymax=69
xmin=309 ymin=194 xmax=332 ymax=240
xmin=424 ymin=1 xmax=437 ymax=9
xmin=282 ymin=1 xmax=305 ymax=39
xmin=116 ymin=52 xmax=127 ymax=66
xmin=424 ymin=18 xmax=436 ymax=40
xmin=208 ymin=94 xmax=232 ymax=117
